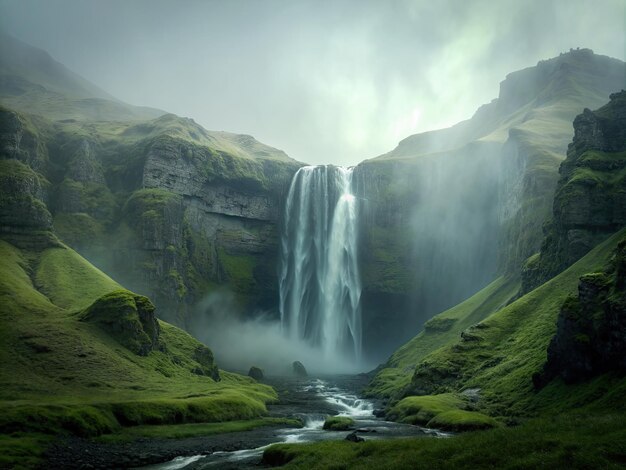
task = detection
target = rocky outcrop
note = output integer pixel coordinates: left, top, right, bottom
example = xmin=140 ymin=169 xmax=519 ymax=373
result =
xmin=0 ymin=159 xmax=57 ymax=249
xmin=522 ymin=91 xmax=626 ymax=292
xmin=80 ymin=290 xmax=161 ymax=356
xmin=534 ymin=238 xmax=626 ymax=387
xmin=0 ymin=107 xmax=48 ymax=171
xmin=292 ymin=361 xmax=307 ymax=377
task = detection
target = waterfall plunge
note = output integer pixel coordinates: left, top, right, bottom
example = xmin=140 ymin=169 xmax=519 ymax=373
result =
xmin=279 ymin=165 xmax=362 ymax=363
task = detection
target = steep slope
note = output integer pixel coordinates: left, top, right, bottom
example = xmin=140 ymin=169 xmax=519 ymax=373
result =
xmin=0 ymin=33 xmax=163 ymax=122
xmin=0 ymin=158 xmax=278 ymax=468
xmin=0 ymin=35 xmax=304 ymax=328
xmin=354 ymin=50 xmax=625 ymax=361
xmin=523 ymin=90 xmax=626 ymax=292
xmin=368 ymin=94 xmax=626 ymax=426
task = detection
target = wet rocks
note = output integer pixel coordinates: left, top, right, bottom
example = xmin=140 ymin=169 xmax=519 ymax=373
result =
xmin=292 ymin=361 xmax=308 ymax=377
xmin=345 ymin=431 xmax=364 ymax=442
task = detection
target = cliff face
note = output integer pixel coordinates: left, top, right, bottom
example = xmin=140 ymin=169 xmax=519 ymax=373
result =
xmin=354 ymin=50 xmax=625 ymax=361
xmin=0 ymin=104 xmax=302 ymax=327
xmin=534 ymin=237 xmax=626 ymax=387
xmin=522 ymin=90 xmax=626 ymax=292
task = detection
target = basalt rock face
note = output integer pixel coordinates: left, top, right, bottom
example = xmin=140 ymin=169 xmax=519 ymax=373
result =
xmin=0 ymin=159 xmax=57 ymax=250
xmin=534 ymin=238 xmax=626 ymax=387
xmin=61 ymin=132 xmax=301 ymax=327
xmin=0 ymin=104 xmax=301 ymax=327
xmin=522 ymin=91 xmax=626 ymax=293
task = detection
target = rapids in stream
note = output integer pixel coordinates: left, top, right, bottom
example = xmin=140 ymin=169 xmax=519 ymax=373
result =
xmin=142 ymin=376 xmax=448 ymax=469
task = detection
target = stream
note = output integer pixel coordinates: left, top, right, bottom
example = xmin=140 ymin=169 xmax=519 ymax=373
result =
xmin=140 ymin=375 xmax=448 ymax=470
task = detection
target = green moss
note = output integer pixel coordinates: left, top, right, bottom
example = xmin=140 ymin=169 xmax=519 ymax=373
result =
xmin=35 ymin=245 xmax=121 ymax=311
xmin=0 ymin=433 xmax=54 ymax=470
xmin=361 ymin=226 xmax=414 ymax=293
xmin=263 ymin=412 xmax=626 ymax=469
xmin=123 ymin=188 xmax=181 ymax=225
xmin=323 ymin=416 xmax=354 ymax=431
xmin=53 ymin=213 xmax=105 ymax=247
xmin=426 ymin=410 xmax=499 ymax=431
xmin=424 ymin=317 xmax=457 ymax=332
xmin=366 ymin=276 xmax=520 ymax=400
xmin=57 ymin=178 xmax=117 ymax=225
xmin=79 ymin=290 xmax=158 ymax=356
xmin=96 ymin=417 xmax=302 ymax=443
xmin=403 ymin=229 xmax=626 ymax=417
xmin=217 ymin=248 xmax=257 ymax=296
xmin=0 ymin=239 xmax=279 ymax=468
xmin=387 ymin=393 xmax=465 ymax=425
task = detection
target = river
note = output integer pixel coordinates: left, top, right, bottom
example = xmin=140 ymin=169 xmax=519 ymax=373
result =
xmin=141 ymin=375 xmax=448 ymax=469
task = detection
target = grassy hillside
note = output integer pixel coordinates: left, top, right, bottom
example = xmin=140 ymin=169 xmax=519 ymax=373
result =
xmin=0 ymin=239 xmax=278 ymax=468
xmin=263 ymin=230 xmax=626 ymax=468
xmin=365 ymin=276 xmax=520 ymax=400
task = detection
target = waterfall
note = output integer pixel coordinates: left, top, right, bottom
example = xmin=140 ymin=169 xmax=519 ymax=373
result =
xmin=279 ymin=165 xmax=362 ymax=362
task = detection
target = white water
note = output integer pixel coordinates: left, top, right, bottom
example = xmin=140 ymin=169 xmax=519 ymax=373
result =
xmin=143 ymin=377 xmax=449 ymax=469
xmin=279 ymin=165 xmax=362 ymax=364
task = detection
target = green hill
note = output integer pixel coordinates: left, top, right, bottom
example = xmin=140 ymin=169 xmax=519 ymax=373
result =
xmin=0 ymin=159 xmax=280 ymax=468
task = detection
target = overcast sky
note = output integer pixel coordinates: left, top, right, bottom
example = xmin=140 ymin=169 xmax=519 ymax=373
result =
xmin=0 ymin=0 xmax=624 ymax=165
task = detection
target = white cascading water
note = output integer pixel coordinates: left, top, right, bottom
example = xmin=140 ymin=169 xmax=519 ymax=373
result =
xmin=279 ymin=165 xmax=362 ymax=363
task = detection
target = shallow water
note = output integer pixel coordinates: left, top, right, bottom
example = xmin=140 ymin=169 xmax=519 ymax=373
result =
xmin=140 ymin=375 xmax=448 ymax=469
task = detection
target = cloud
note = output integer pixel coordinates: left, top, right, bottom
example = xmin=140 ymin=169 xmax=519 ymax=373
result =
xmin=0 ymin=0 xmax=624 ymax=165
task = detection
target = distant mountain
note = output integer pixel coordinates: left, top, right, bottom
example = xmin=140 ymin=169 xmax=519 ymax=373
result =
xmin=0 ymin=32 xmax=164 ymax=121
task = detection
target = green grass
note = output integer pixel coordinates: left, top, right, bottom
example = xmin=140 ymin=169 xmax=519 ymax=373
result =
xmin=365 ymin=276 xmax=520 ymax=399
xmin=263 ymin=412 xmax=626 ymax=469
xmin=0 ymin=433 xmax=54 ymax=470
xmin=386 ymin=393 xmax=499 ymax=431
xmin=387 ymin=393 xmax=464 ymax=424
xmin=34 ymin=245 xmax=121 ymax=311
xmin=97 ymin=417 xmax=302 ymax=443
xmin=323 ymin=416 xmax=354 ymax=431
xmin=426 ymin=410 xmax=499 ymax=431
xmin=0 ymin=239 xmax=279 ymax=467
xmin=405 ymin=229 xmax=626 ymax=417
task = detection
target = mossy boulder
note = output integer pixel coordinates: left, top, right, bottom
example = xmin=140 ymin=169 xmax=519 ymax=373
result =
xmin=425 ymin=410 xmax=499 ymax=432
xmin=79 ymin=290 xmax=160 ymax=356
xmin=192 ymin=344 xmax=220 ymax=381
xmin=323 ymin=416 xmax=354 ymax=431
xmin=248 ymin=366 xmax=264 ymax=381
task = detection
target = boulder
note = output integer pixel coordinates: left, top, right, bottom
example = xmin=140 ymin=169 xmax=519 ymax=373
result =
xmin=248 ymin=366 xmax=264 ymax=381
xmin=292 ymin=361 xmax=308 ymax=377
xmin=345 ymin=431 xmax=364 ymax=443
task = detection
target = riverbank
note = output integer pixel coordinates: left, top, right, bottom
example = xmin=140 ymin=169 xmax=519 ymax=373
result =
xmin=37 ymin=375 xmax=440 ymax=469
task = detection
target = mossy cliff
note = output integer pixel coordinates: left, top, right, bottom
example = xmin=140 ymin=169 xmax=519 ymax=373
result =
xmin=0 ymin=165 xmax=274 ymax=466
xmin=353 ymin=50 xmax=625 ymax=361
xmin=365 ymin=90 xmax=626 ymax=443
xmin=522 ymin=90 xmax=626 ymax=293
xmin=0 ymin=33 xmax=304 ymax=327
xmin=535 ymin=238 xmax=626 ymax=387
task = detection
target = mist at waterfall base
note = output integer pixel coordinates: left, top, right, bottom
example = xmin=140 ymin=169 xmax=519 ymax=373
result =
xmin=189 ymin=290 xmax=370 ymax=375
xmin=190 ymin=165 xmax=373 ymax=375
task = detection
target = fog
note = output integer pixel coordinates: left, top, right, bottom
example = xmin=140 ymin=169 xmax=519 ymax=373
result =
xmin=1 ymin=0 xmax=624 ymax=165
xmin=190 ymin=290 xmax=371 ymax=375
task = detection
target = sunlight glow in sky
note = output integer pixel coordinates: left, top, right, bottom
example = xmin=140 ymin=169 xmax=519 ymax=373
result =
xmin=1 ymin=0 xmax=624 ymax=165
